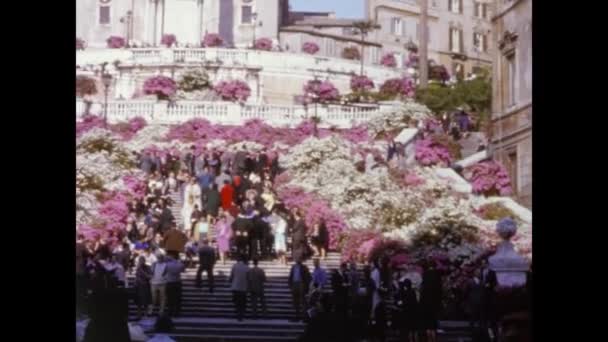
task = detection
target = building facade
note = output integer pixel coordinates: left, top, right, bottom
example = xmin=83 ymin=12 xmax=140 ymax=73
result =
xmin=365 ymin=0 xmax=494 ymax=77
xmin=76 ymin=0 xmax=288 ymax=48
xmin=490 ymin=0 xmax=532 ymax=208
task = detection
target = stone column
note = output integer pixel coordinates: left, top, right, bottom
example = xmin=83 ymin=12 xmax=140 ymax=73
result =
xmin=489 ymin=218 xmax=529 ymax=288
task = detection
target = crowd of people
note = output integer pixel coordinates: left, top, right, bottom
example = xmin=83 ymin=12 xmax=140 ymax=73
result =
xmin=76 ymin=144 xmax=332 ymax=321
xmin=76 ymin=143 xmax=527 ymax=342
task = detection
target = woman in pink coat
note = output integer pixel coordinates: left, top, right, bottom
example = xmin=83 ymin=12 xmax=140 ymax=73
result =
xmin=214 ymin=209 xmax=234 ymax=264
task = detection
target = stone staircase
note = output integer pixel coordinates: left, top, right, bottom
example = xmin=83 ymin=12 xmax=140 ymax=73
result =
xmin=457 ymin=132 xmax=485 ymax=160
xmin=132 ymin=189 xmax=474 ymax=341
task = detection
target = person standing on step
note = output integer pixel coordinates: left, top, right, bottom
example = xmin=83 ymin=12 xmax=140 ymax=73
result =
xmin=348 ymin=261 xmax=360 ymax=304
xmin=331 ymin=262 xmax=351 ymax=318
xmin=134 ymin=256 xmax=152 ymax=320
xmin=165 ymin=252 xmax=185 ymax=317
xmin=247 ymin=259 xmax=267 ymax=319
xmin=163 ymin=223 xmax=188 ymax=257
xmin=215 ymin=208 xmax=234 ymax=265
xmin=291 ymin=210 xmax=309 ymax=262
xmin=196 ymin=238 xmax=216 ymax=293
xmin=220 ymin=180 xmax=235 ymax=211
xmin=149 ymin=255 xmax=168 ymax=316
xmin=206 ymin=183 xmax=221 ymax=219
xmin=419 ymin=261 xmax=443 ymax=342
xmin=311 ymin=258 xmax=328 ymax=290
xmin=270 ymin=208 xmax=287 ymax=265
xmin=288 ymin=257 xmax=312 ymax=321
xmin=233 ymin=204 xmax=254 ymax=259
xmin=396 ymin=278 xmax=419 ymax=342
xmin=229 ymin=255 xmax=250 ymax=321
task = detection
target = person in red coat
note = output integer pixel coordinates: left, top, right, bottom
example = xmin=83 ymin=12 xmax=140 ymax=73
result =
xmin=220 ymin=180 xmax=235 ymax=211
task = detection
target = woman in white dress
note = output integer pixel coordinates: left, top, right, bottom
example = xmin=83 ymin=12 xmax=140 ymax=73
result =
xmin=271 ymin=210 xmax=287 ymax=265
xmin=181 ymin=178 xmax=198 ymax=230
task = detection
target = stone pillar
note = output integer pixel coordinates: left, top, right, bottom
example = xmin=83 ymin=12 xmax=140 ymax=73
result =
xmin=489 ymin=218 xmax=529 ymax=288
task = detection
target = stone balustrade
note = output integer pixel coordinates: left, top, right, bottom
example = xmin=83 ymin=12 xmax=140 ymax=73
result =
xmin=76 ymin=48 xmax=404 ymax=81
xmin=76 ymin=99 xmax=399 ymax=128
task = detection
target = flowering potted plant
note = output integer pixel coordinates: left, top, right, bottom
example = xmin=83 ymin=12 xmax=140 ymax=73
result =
xmin=378 ymin=77 xmax=416 ymax=100
xmin=76 ymin=75 xmax=98 ymax=116
xmin=213 ymin=80 xmax=251 ymax=103
xmin=303 ymin=80 xmax=340 ymax=104
xmin=380 ymin=53 xmax=397 ymax=67
xmin=202 ymin=33 xmax=223 ymax=47
xmin=254 ymin=38 xmax=273 ymax=51
xmin=302 ymin=41 xmax=320 ymax=55
xmin=465 ymin=160 xmax=512 ymax=196
xmin=161 ymin=34 xmax=177 ymax=48
xmin=106 ymin=36 xmax=126 ymax=49
xmin=348 ymin=75 xmax=376 ymax=103
xmin=342 ymin=46 xmax=361 ymax=60
xmin=143 ymin=75 xmax=177 ymax=101
xmin=76 ymin=37 xmax=86 ymax=51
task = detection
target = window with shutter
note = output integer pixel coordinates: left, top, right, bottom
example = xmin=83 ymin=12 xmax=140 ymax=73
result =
xmin=402 ymin=20 xmax=407 ymax=37
xmin=482 ymin=4 xmax=488 ymax=19
xmin=242 ymin=6 xmax=252 ymax=24
xmin=474 ymin=2 xmax=480 ymax=17
xmin=459 ymin=29 xmax=463 ymax=53
xmin=459 ymin=0 xmax=463 ymax=14
xmin=483 ymin=34 xmax=488 ymax=52
xmin=449 ymin=28 xmax=453 ymax=52
xmin=99 ymin=6 xmax=111 ymax=25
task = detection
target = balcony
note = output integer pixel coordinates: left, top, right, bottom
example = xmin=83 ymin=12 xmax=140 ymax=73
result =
xmin=76 ymin=99 xmax=401 ymax=128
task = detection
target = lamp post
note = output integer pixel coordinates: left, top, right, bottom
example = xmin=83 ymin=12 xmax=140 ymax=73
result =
xmin=251 ymin=12 xmax=258 ymax=49
xmin=101 ymin=72 xmax=113 ymax=128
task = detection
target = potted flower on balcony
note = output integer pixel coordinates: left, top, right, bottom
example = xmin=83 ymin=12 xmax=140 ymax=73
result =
xmin=302 ymin=41 xmax=320 ymax=55
xmin=254 ymin=38 xmax=273 ymax=51
xmin=349 ymin=75 xmax=376 ymax=104
xmin=106 ymin=36 xmax=126 ymax=49
xmin=202 ymin=33 xmax=224 ymax=48
xmin=342 ymin=46 xmax=361 ymax=60
xmin=76 ymin=75 xmax=98 ymax=116
xmin=143 ymin=75 xmax=177 ymax=102
xmin=213 ymin=80 xmax=251 ymax=103
xmin=377 ymin=77 xmax=416 ymax=101
xmin=76 ymin=37 xmax=86 ymax=51
xmin=161 ymin=34 xmax=177 ymax=48
xmin=380 ymin=53 xmax=397 ymax=67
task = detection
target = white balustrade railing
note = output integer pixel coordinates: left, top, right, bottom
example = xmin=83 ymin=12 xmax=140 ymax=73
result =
xmin=76 ymin=99 xmax=395 ymax=128
xmin=76 ymin=48 xmax=402 ymax=79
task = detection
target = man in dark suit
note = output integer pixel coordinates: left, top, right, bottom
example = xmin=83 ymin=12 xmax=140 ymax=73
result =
xmin=291 ymin=210 xmax=309 ymax=262
xmin=247 ymin=259 xmax=267 ymax=319
xmin=232 ymin=206 xmax=254 ymax=259
xmin=196 ymin=239 xmax=216 ymax=293
xmin=331 ymin=263 xmax=351 ymax=317
xmin=158 ymin=201 xmax=174 ymax=234
xmin=256 ymin=149 xmax=269 ymax=174
xmin=288 ymin=257 xmax=312 ymax=321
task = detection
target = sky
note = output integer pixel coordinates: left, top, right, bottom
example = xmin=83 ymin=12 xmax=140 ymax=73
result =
xmin=289 ymin=0 xmax=365 ymax=19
